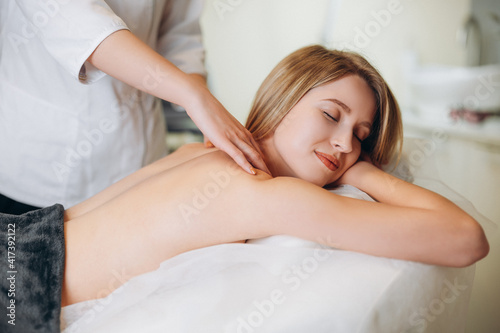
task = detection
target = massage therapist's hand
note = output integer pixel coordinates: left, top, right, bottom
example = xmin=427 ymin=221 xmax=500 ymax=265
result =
xmin=184 ymin=76 xmax=270 ymax=175
xmin=87 ymin=30 xmax=269 ymax=175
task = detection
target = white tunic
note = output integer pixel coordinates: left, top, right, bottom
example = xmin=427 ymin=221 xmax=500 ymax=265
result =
xmin=0 ymin=0 xmax=206 ymax=207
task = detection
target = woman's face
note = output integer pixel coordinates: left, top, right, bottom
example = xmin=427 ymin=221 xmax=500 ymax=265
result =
xmin=266 ymin=74 xmax=376 ymax=187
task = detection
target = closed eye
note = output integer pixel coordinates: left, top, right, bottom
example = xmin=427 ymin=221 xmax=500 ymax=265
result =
xmin=354 ymin=129 xmax=370 ymax=142
xmin=323 ymin=111 xmax=338 ymax=122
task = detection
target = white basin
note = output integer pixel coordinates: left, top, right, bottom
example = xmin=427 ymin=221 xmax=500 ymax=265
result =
xmin=408 ymin=64 xmax=500 ymax=122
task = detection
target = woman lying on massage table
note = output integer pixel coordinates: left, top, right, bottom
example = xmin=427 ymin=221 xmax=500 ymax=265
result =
xmin=62 ymin=45 xmax=489 ymax=304
xmin=0 ymin=45 xmax=488 ymax=332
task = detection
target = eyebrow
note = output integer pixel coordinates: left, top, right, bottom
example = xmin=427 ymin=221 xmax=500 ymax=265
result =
xmin=322 ymin=98 xmax=373 ymax=129
xmin=323 ymin=98 xmax=351 ymax=113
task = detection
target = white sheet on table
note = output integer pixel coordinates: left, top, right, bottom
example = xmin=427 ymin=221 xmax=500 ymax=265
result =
xmin=61 ymin=185 xmax=477 ymax=333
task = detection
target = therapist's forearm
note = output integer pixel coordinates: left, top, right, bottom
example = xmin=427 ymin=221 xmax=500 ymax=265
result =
xmin=87 ymin=29 xmax=205 ymax=109
xmin=189 ymin=73 xmax=207 ymax=85
xmin=88 ymin=29 xmax=269 ymax=176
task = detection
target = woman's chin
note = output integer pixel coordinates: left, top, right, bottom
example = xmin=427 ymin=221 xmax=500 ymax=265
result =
xmin=300 ymin=174 xmax=339 ymax=188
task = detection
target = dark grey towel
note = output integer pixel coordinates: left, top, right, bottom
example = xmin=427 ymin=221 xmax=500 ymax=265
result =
xmin=0 ymin=204 xmax=65 ymax=333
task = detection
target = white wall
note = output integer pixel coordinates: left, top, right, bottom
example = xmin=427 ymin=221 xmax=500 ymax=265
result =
xmin=202 ymin=0 xmax=472 ymax=122
xmin=201 ymin=0 xmax=335 ymax=123
xmin=326 ymin=0 xmax=471 ymax=108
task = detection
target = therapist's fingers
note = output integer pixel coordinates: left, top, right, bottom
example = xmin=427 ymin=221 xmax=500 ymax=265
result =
xmin=224 ymin=142 xmax=258 ymax=175
xmin=230 ymin=133 xmax=270 ymax=175
xmin=201 ymin=122 xmax=267 ymax=175
xmin=246 ymin=134 xmax=270 ymax=174
xmin=209 ymin=128 xmax=270 ymax=175
xmin=204 ymin=138 xmax=215 ymax=148
xmin=183 ymin=78 xmax=269 ymax=175
xmin=202 ymin=125 xmax=260 ymax=172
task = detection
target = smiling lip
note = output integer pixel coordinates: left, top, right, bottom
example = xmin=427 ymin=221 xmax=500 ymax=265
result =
xmin=315 ymin=151 xmax=339 ymax=171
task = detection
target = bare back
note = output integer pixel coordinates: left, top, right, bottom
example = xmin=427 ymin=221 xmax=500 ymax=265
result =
xmin=62 ymin=144 xmax=271 ymax=306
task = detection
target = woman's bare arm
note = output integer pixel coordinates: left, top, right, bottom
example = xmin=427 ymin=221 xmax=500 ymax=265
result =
xmin=244 ymin=163 xmax=489 ymax=267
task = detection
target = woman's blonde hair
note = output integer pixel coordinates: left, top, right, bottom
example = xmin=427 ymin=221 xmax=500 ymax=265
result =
xmin=245 ymin=45 xmax=402 ymax=165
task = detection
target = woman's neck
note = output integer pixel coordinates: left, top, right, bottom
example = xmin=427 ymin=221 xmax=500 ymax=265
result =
xmin=257 ymin=137 xmax=281 ymax=177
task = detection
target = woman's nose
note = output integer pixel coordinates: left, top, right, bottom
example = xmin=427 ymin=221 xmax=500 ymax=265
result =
xmin=331 ymin=130 xmax=353 ymax=153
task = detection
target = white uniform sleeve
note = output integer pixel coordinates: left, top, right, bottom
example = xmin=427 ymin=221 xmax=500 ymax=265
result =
xmin=157 ymin=0 xmax=206 ymax=77
xmin=13 ymin=0 xmax=129 ymax=83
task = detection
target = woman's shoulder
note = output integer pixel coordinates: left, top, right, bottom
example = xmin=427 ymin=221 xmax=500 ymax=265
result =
xmin=175 ymin=143 xmax=272 ymax=182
